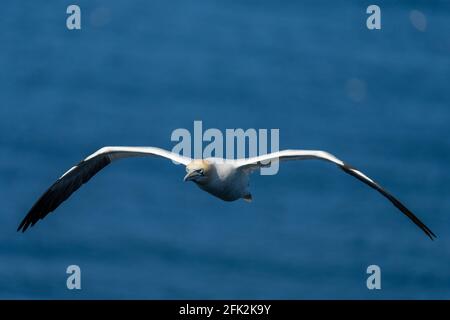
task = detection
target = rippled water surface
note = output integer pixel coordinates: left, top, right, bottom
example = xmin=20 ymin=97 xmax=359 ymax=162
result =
xmin=0 ymin=0 xmax=449 ymax=298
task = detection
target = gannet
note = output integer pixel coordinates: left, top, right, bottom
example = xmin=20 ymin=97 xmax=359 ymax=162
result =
xmin=17 ymin=146 xmax=436 ymax=239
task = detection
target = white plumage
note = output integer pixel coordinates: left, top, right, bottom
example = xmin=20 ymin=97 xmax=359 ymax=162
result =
xmin=18 ymin=146 xmax=436 ymax=240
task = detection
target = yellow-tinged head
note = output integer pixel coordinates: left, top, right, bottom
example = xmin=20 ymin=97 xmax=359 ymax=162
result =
xmin=184 ymin=160 xmax=211 ymax=183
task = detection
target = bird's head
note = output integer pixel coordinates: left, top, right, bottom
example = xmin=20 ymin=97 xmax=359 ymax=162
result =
xmin=184 ymin=160 xmax=211 ymax=183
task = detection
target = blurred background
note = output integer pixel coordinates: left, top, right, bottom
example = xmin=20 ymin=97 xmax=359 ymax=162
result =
xmin=0 ymin=0 xmax=449 ymax=299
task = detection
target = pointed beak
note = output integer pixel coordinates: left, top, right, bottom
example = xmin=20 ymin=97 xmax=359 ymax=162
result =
xmin=184 ymin=171 xmax=200 ymax=182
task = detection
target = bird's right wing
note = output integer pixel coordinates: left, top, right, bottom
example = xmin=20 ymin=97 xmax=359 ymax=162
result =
xmin=18 ymin=146 xmax=191 ymax=232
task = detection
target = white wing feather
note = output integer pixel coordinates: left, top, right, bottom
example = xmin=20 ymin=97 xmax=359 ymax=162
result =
xmin=18 ymin=146 xmax=191 ymax=232
xmin=235 ymin=149 xmax=435 ymax=240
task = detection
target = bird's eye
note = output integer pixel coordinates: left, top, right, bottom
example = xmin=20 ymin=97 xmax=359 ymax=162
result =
xmin=197 ymin=169 xmax=204 ymax=175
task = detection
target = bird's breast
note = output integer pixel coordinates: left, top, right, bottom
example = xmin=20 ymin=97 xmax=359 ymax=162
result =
xmin=196 ymin=166 xmax=249 ymax=202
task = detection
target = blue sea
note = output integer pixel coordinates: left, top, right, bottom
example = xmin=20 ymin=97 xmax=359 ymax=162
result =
xmin=0 ymin=0 xmax=449 ymax=299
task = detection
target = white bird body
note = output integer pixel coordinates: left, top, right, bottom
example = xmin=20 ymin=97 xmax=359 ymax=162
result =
xmin=17 ymin=146 xmax=436 ymax=240
xmin=191 ymin=159 xmax=250 ymax=201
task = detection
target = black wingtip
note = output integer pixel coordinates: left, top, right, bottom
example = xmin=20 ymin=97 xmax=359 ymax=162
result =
xmin=17 ymin=221 xmax=25 ymax=232
xmin=339 ymin=163 xmax=437 ymax=241
xmin=17 ymin=155 xmax=112 ymax=234
xmin=425 ymin=229 xmax=437 ymax=241
xmin=17 ymin=219 xmax=29 ymax=233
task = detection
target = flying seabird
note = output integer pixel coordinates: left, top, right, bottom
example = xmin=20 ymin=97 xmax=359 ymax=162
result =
xmin=17 ymin=146 xmax=436 ymax=239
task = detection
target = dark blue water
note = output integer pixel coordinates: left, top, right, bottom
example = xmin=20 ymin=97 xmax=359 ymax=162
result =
xmin=1 ymin=0 xmax=449 ymax=299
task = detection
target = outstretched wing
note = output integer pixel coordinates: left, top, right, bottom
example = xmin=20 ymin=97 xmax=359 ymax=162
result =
xmin=235 ymin=150 xmax=436 ymax=240
xmin=18 ymin=147 xmax=191 ymax=232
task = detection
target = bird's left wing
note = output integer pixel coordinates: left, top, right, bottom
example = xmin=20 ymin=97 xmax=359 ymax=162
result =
xmin=18 ymin=146 xmax=191 ymax=232
xmin=235 ymin=150 xmax=436 ymax=240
